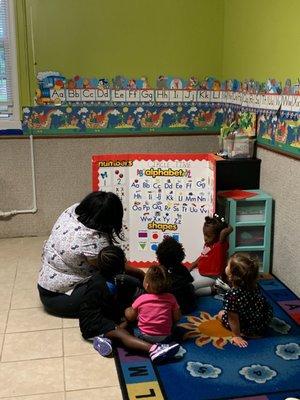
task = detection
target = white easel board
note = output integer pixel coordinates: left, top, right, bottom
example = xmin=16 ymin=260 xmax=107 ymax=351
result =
xmin=92 ymin=153 xmax=217 ymax=266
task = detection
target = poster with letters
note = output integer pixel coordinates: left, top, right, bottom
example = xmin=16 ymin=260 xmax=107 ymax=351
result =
xmin=92 ymin=153 xmax=217 ymax=266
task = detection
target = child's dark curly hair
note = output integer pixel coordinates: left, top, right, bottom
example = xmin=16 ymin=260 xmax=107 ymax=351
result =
xmin=228 ymin=252 xmax=259 ymax=290
xmin=204 ymin=213 xmax=228 ymax=236
xmin=97 ymin=245 xmax=126 ymax=280
xmin=156 ymin=236 xmax=185 ymax=267
xmin=145 ymin=265 xmax=170 ymax=294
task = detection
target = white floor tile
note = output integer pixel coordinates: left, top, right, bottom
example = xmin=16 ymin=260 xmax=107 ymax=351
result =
xmin=0 ymin=357 xmax=64 ymax=397
xmin=0 ymin=236 xmax=122 ymax=399
xmin=2 ymin=329 xmax=63 ymax=362
xmin=6 ymin=308 xmax=62 ymax=333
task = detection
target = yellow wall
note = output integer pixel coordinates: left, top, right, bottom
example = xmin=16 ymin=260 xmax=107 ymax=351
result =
xmin=16 ymin=0 xmax=300 ymax=107
xmin=222 ymin=0 xmax=300 ymax=83
xmin=16 ymin=0 xmax=224 ymax=106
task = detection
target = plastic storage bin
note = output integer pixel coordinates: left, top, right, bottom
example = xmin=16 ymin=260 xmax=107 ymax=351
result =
xmin=236 ymin=200 xmax=266 ymax=221
xmin=223 ymin=137 xmax=256 ymax=159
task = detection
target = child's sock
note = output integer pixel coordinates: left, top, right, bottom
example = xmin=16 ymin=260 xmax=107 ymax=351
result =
xmin=150 ymin=344 xmax=158 ymax=352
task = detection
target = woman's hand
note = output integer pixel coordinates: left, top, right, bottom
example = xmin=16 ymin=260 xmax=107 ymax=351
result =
xmin=231 ymin=336 xmax=248 ymax=347
xmin=125 ymin=262 xmax=145 ymax=282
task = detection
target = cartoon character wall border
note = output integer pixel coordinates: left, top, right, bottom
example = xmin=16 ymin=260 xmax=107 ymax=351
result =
xmin=12 ymin=72 xmax=300 ymax=158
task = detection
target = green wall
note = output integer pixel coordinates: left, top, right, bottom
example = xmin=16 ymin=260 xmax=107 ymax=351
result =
xmin=222 ymin=0 xmax=300 ymax=83
xmin=16 ymin=0 xmax=224 ymax=106
xmin=17 ymin=0 xmax=300 ymax=108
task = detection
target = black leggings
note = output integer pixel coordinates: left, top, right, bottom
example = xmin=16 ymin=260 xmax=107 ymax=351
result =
xmin=38 ymin=274 xmax=143 ymax=318
xmin=38 ymin=283 xmax=88 ymax=318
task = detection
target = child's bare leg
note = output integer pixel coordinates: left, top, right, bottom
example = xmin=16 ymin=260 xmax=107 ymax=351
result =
xmin=106 ymin=327 xmax=151 ymax=352
xmin=101 ymin=327 xmax=180 ymax=363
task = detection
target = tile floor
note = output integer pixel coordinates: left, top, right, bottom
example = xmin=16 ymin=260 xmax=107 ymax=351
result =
xmin=0 ymin=236 xmax=123 ymax=400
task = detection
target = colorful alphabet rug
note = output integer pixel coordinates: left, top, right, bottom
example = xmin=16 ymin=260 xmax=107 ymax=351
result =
xmin=114 ymin=275 xmax=300 ymax=400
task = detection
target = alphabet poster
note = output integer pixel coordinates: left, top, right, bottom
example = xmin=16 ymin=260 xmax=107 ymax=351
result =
xmin=92 ymin=153 xmax=217 ymax=266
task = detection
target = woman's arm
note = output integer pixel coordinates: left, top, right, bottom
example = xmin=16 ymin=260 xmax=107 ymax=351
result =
xmin=86 ymin=258 xmax=98 ymax=267
xmin=227 ymin=311 xmax=248 ymax=347
xmin=125 ymin=306 xmax=138 ymax=322
xmin=125 ymin=262 xmax=145 ymax=282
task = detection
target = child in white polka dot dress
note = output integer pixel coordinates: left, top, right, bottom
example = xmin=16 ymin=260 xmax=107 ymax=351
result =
xmin=218 ymin=252 xmax=273 ymax=348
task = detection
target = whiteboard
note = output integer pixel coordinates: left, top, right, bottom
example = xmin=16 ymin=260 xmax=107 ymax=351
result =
xmin=92 ymin=153 xmax=217 ymax=266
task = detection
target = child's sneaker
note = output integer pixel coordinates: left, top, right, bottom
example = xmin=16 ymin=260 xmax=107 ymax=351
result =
xmin=149 ymin=343 xmax=180 ymax=363
xmin=215 ymin=278 xmax=230 ymax=292
xmin=93 ymin=336 xmax=112 ymax=357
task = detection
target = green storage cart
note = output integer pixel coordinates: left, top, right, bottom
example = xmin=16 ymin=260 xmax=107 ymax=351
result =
xmin=217 ymin=189 xmax=273 ymax=273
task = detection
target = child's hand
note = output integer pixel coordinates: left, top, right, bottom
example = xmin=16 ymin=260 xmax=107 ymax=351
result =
xmin=118 ymin=320 xmax=128 ymax=329
xmin=189 ymin=257 xmax=200 ymax=271
xmin=231 ymin=336 xmax=248 ymax=348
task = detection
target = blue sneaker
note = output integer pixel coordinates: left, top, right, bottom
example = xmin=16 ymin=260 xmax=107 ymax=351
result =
xmin=149 ymin=343 xmax=180 ymax=363
xmin=93 ymin=336 xmax=112 ymax=357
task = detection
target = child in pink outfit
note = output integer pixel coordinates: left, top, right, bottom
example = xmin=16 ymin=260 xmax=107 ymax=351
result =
xmin=125 ymin=265 xmax=181 ymax=343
